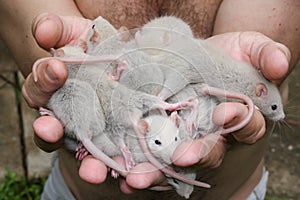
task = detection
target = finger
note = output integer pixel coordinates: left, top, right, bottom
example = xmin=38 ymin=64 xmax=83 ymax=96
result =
xmin=107 ymin=156 xmax=137 ymax=194
xmin=238 ymin=32 xmax=291 ymax=84
xmin=207 ymin=31 xmax=291 ymax=84
xmin=79 ymin=155 xmax=108 ymax=184
xmin=33 ymin=115 xmax=64 ymax=152
xmin=22 ymin=59 xmax=68 ymax=108
xmin=231 ymin=109 xmax=266 ymax=144
xmin=126 ymin=162 xmax=167 ymax=189
xmin=32 ymin=13 xmax=92 ymax=50
xmin=172 ymin=133 xmax=226 ymax=168
xmin=119 ymin=179 xmax=137 ymax=194
xmin=212 ymin=102 xmax=249 ymax=129
xmin=213 ymin=102 xmax=266 ymax=144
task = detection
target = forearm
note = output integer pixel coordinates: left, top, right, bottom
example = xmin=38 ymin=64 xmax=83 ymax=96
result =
xmin=0 ymin=0 xmax=82 ymax=76
xmin=214 ymin=0 xmax=300 ymax=74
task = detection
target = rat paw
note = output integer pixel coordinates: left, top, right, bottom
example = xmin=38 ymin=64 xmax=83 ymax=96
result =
xmin=120 ymin=146 xmax=136 ymax=171
xmin=108 ymin=60 xmax=127 ymax=81
xmin=76 ymin=142 xmax=89 ymax=160
xmin=39 ymin=107 xmax=55 ymax=116
xmin=110 ymin=169 xmax=120 ymax=179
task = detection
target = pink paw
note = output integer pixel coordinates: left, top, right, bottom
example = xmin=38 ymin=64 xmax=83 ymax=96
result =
xmin=121 ymin=146 xmax=136 ymax=171
xmin=108 ymin=60 xmax=127 ymax=81
xmin=111 ymin=169 xmax=120 ymax=179
xmin=39 ymin=107 xmax=54 ymax=116
xmin=76 ymin=142 xmax=89 ymax=160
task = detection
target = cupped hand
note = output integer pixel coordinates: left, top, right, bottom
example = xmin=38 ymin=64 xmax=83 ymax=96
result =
xmin=206 ymin=31 xmax=291 ymax=85
xmin=22 ymin=13 xmax=108 ymax=183
xmin=23 ymin=13 xmax=170 ymax=192
xmin=23 ymin=13 xmax=291 ymax=193
xmin=23 ymin=14 xmax=92 ymax=152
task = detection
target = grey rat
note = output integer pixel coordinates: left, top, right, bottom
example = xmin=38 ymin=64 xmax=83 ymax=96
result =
xmin=39 ymin=52 xmax=209 ymax=188
xmin=167 ymin=84 xmax=220 ymax=138
xmin=165 ymin=84 xmax=254 ymax=199
xmin=51 ymin=18 xmax=254 ymax=134
xmin=86 ymin=16 xmax=132 ymax=55
xmin=91 ymin=65 xmax=199 ymax=170
xmin=134 ymin=16 xmax=194 ymax=56
xmin=135 ymin=16 xmax=284 ymax=122
xmin=85 ymin=16 xmax=165 ymax=96
xmin=32 ymin=16 xmax=129 ymax=82
xmin=45 ymin=77 xmax=129 ymax=177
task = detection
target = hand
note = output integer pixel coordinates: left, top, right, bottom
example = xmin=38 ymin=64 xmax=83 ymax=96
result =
xmin=21 ymin=14 xmax=112 ymax=184
xmin=22 ymin=13 xmax=172 ymax=192
xmin=22 ymin=13 xmax=290 ymax=193
xmin=206 ymin=31 xmax=291 ymax=86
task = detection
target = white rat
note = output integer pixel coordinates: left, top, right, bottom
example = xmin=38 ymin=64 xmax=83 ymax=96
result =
xmin=135 ymin=16 xmax=285 ymax=122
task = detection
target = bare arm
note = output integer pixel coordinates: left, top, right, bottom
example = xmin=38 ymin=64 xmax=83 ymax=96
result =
xmin=214 ymin=0 xmax=300 ymax=81
xmin=0 ymin=0 xmax=82 ymax=76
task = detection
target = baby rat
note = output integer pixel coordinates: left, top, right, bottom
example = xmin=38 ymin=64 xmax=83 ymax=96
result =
xmin=134 ymin=16 xmax=193 ymax=56
xmin=86 ymin=16 xmax=132 ymax=55
xmin=133 ymin=113 xmax=211 ymax=197
xmin=44 ymin=77 xmax=128 ymax=177
xmin=86 ymin=16 xmax=165 ymax=96
xmin=135 ymin=16 xmax=284 ymax=122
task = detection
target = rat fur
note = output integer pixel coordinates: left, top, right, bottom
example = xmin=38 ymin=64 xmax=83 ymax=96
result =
xmin=135 ymin=16 xmax=285 ymax=122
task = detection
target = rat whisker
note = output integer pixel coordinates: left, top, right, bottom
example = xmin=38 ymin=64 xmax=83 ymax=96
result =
xmin=268 ymin=121 xmax=277 ymax=139
xmin=281 ymin=119 xmax=295 ymax=131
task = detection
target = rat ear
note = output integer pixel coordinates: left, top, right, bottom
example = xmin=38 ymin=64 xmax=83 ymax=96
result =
xmin=255 ymin=83 xmax=268 ymax=97
xmin=170 ymin=111 xmax=181 ymax=128
xmin=161 ymin=31 xmax=171 ymax=46
xmin=137 ymin=119 xmax=149 ymax=135
xmin=117 ymin=26 xmax=131 ymax=42
xmin=52 ymin=48 xmax=65 ymax=57
xmin=135 ymin=30 xmax=142 ymax=45
xmin=89 ymin=28 xmax=100 ymax=43
xmin=76 ymin=39 xmax=88 ymax=53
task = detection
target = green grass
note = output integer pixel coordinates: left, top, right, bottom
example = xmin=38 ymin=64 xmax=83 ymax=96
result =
xmin=0 ymin=169 xmax=291 ymax=200
xmin=0 ymin=169 xmax=46 ymax=200
xmin=265 ymin=196 xmax=290 ymax=200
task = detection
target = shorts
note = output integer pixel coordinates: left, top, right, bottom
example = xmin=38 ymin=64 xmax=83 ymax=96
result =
xmin=41 ymin=155 xmax=269 ymax=200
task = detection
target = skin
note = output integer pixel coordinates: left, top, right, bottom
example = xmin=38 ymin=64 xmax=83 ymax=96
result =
xmin=0 ymin=0 xmax=299 ymax=198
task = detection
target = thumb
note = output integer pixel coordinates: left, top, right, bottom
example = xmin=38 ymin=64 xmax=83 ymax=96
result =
xmin=245 ymin=32 xmax=291 ymax=84
xmin=22 ymin=59 xmax=68 ymax=108
xmin=32 ymin=13 xmax=92 ymax=50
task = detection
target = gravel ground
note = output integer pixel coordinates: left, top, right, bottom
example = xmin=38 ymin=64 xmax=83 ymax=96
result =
xmin=265 ymin=63 xmax=300 ymax=199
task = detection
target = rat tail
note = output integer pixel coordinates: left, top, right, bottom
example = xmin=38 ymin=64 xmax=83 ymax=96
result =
xmin=81 ymin=138 xmax=129 ymax=177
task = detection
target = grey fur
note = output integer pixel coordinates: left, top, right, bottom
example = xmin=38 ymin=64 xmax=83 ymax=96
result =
xmin=136 ymin=16 xmax=285 ymax=121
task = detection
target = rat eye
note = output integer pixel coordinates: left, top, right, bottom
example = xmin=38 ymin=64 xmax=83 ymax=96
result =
xmin=155 ymin=140 xmax=162 ymax=146
xmin=175 ymin=137 xmax=178 ymax=141
xmin=271 ymin=104 xmax=278 ymax=111
xmin=92 ymin=24 xmax=95 ymax=29
xmin=172 ymin=178 xmax=179 ymax=184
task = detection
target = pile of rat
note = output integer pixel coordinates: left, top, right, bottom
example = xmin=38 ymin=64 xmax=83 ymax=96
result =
xmin=32 ymin=16 xmax=285 ymax=199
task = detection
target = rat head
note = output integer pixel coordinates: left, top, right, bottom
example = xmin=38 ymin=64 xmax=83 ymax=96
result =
xmin=135 ymin=16 xmax=193 ymax=55
xmin=139 ymin=114 xmax=185 ymax=164
xmin=135 ymin=28 xmax=171 ymax=55
xmin=253 ymin=82 xmax=285 ymax=121
xmin=167 ymin=174 xmax=196 ymax=199
xmin=51 ymin=44 xmax=86 ymax=58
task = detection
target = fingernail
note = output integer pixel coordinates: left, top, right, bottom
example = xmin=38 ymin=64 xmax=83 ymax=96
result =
xmin=46 ymin=65 xmax=58 ymax=81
